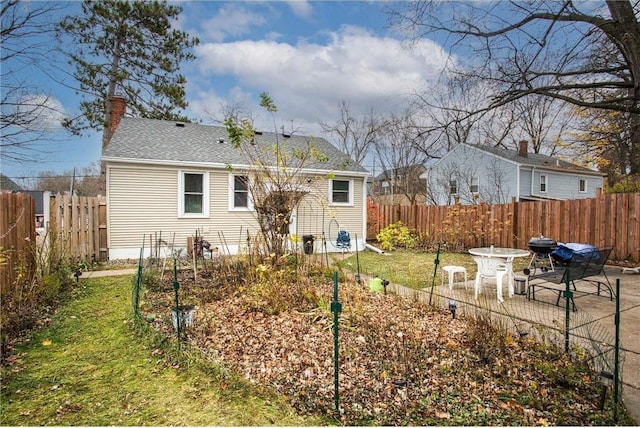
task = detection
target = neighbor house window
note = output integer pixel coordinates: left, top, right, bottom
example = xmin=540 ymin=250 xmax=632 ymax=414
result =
xmin=540 ymin=174 xmax=547 ymax=193
xmin=579 ymin=179 xmax=587 ymax=193
xmin=330 ymin=179 xmax=352 ymax=205
xmin=449 ymin=179 xmax=458 ymax=196
xmin=230 ymin=174 xmax=252 ymax=210
xmin=470 ymin=177 xmax=479 ymax=194
xmin=179 ymin=171 xmax=209 ymax=217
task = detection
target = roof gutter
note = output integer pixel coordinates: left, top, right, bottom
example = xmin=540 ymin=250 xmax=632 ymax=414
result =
xmin=101 ymin=156 xmax=371 ymax=178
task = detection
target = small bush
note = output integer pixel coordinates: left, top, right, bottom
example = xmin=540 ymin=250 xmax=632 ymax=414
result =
xmin=376 ymin=221 xmax=418 ymax=251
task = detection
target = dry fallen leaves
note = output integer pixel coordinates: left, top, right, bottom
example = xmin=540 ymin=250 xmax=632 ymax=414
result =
xmin=143 ymin=269 xmax=609 ymax=426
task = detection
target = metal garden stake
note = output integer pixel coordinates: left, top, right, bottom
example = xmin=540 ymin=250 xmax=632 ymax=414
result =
xmin=173 ymin=260 xmax=181 ymax=349
xmin=429 ymin=243 xmax=441 ymax=305
xmin=354 ymin=233 xmax=361 ymax=284
xmin=563 ymin=270 xmax=573 ymax=354
xmin=330 ymin=271 xmax=342 ymax=417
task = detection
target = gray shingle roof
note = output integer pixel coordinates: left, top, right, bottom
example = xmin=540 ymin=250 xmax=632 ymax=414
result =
xmin=103 ymin=117 xmax=368 ymax=174
xmin=470 ymin=143 xmax=603 ymax=174
xmin=0 ymin=174 xmax=22 ymax=191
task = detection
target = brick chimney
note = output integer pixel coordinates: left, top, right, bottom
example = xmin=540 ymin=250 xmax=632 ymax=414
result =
xmin=518 ymin=140 xmax=528 ymax=158
xmin=100 ymin=95 xmax=126 ymax=196
xmin=110 ymin=95 xmax=126 ymax=135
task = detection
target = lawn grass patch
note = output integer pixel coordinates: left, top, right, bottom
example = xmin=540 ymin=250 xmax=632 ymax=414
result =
xmin=334 ymin=249 xmax=530 ymax=289
xmin=0 ymin=275 xmax=327 ymax=426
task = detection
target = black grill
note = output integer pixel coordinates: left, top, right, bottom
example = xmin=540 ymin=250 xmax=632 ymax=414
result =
xmin=528 ymin=237 xmax=557 ymax=254
xmin=524 ymin=237 xmax=558 ymax=275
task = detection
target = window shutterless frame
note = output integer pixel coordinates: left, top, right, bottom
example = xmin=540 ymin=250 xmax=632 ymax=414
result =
xmin=330 ymin=178 xmax=353 ymax=205
xmin=229 ymin=174 xmax=253 ymax=210
xmin=178 ymin=170 xmax=209 ymax=218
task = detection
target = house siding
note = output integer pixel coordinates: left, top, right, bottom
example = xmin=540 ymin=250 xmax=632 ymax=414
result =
xmin=428 ymin=145 xmax=518 ymax=205
xmin=107 ymin=163 xmax=365 ymax=258
xmin=530 ymin=169 xmax=602 ymax=200
xmin=428 ymin=144 xmax=604 ymax=205
xmin=293 ymin=177 xmax=365 ymax=252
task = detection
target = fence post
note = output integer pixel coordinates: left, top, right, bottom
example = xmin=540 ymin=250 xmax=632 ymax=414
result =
xmin=563 ymin=271 xmax=573 ymax=353
xmin=614 ymin=278 xmax=620 ymax=422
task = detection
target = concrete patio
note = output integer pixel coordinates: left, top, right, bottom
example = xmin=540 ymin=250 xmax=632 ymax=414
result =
xmin=385 ymin=265 xmax=640 ymax=424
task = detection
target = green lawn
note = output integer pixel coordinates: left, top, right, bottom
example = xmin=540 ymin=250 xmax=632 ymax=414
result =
xmin=333 ymin=249 xmax=531 ymax=289
xmin=0 ymin=276 xmax=327 ymax=426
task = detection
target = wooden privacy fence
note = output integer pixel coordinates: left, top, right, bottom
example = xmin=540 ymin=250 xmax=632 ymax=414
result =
xmin=49 ymin=194 xmax=108 ymax=263
xmin=1 ymin=192 xmax=36 ymax=290
xmin=368 ymin=191 xmax=640 ymax=263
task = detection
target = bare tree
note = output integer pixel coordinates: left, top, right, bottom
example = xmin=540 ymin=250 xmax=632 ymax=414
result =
xmin=225 ymin=93 xmax=331 ymax=259
xmin=507 ymin=94 xmax=576 ymax=156
xmin=388 ymin=0 xmax=640 ymax=174
xmin=19 ymin=162 xmax=101 ymax=195
xmin=320 ymin=100 xmax=384 ymax=166
xmin=1 ymin=1 xmax=69 ymax=165
xmin=415 ymin=76 xmax=509 ymax=152
xmin=374 ymin=108 xmax=428 ymax=205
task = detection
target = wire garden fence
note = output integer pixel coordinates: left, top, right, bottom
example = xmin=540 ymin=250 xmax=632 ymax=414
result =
xmin=386 ymin=273 xmax=627 ymax=421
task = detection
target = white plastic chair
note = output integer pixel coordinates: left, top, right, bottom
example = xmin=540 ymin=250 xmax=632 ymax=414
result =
xmin=473 ymin=256 xmax=511 ymax=302
xmin=441 ymin=265 xmax=468 ymax=289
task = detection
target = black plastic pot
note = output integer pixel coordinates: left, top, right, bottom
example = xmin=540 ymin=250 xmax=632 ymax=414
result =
xmin=303 ymin=235 xmax=315 ymax=255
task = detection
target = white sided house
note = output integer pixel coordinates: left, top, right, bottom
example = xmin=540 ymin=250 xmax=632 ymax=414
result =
xmin=102 ymin=116 xmax=369 ymax=260
xmin=422 ymin=141 xmax=605 ymax=206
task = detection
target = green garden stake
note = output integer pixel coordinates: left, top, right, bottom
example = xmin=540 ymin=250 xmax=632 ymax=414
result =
xmin=428 ymin=243 xmax=441 ymax=305
xmin=173 ymin=260 xmax=181 ymax=349
xmin=614 ymin=278 xmax=621 ymax=422
xmin=563 ymin=270 xmax=573 ymax=354
xmin=354 ymin=233 xmax=361 ymax=284
xmin=133 ymin=237 xmax=145 ymax=319
xmin=330 ymin=271 xmax=342 ymax=418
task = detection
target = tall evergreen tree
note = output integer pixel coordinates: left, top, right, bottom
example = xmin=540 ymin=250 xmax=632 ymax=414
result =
xmin=58 ymin=0 xmax=199 ymax=150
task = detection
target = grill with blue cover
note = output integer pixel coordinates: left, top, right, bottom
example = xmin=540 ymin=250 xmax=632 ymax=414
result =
xmin=551 ymin=242 xmax=600 ymax=266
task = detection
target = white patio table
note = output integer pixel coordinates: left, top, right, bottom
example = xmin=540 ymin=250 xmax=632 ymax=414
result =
xmin=469 ymin=247 xmax=530 ymax=300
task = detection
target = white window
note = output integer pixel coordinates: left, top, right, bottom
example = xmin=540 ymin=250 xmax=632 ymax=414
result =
xmin=579 ymin=179 xmax=587 ymax=193
xmin=229 ymin=174 xmax=252 ymax=210
xmin=330 ymin=179 xmax=353 ymax=205
xmin=470 ymin=177 xmax=479 ymax=194
xmin=449 ymin=179 xmax=458 ymax=196
xmin=178 ymin=171 xmax=209 ymax=217
xmin=540 ymin=174 xmax=547 ymax=193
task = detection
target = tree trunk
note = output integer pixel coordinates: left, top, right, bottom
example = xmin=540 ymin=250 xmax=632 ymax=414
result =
xmin=606 ymin=0 xmax=640 ymax=174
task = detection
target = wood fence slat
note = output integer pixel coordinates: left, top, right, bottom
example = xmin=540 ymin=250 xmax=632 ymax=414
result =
xmin=0 ymin=193 xmax=36 ymax=289
xmin=370 ymin=192 xmax=640 ymax=262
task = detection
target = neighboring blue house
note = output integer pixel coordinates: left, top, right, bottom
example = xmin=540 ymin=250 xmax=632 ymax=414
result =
xmin=421 ymin=141 xmax=605 ymax=206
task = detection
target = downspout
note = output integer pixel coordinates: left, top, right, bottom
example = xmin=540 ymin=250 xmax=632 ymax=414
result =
xmin=362 ymin=176 xmax=368 ymax=249
xmin=516 ymin=164 xmax=520 ymax=201
xmin=530 ymin=166 xmax=537 ymax=198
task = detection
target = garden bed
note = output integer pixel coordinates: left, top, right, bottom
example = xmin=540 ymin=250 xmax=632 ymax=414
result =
xmin=140 ymin=260 xmax=625 ymax=426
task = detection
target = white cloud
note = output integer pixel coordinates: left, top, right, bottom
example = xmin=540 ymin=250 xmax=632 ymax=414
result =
xmin=286 ymin=0 xmax=313 ymax=18
xmin=192 ymin=25 xmax=452 ymax=130
xmin=16 ymin=94 xmax=67 ymax=133
xmin=198 ymin=4 xmax=267 ymax=42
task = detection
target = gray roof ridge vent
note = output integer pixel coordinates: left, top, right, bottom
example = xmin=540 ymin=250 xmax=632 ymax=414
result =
xmin=175 ymin=122 xmax=186 ymax=128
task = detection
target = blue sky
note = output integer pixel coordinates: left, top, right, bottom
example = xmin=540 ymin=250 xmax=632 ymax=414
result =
xmin=1 ymin=1 xmax=455 ymax=181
